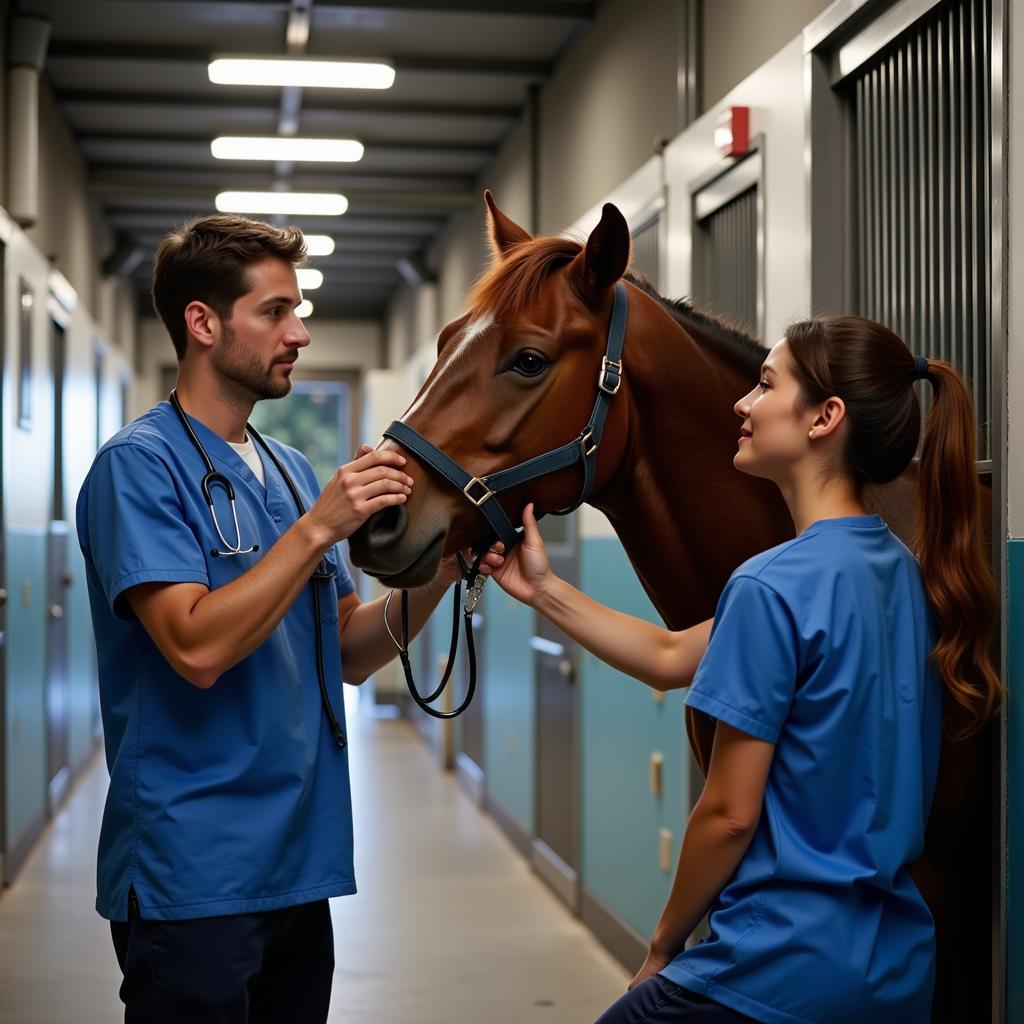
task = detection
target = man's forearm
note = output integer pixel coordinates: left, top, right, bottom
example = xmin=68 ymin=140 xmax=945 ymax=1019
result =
xmin=162 ymin=514 xmax=333 ymax=686
xmin=339 ymin=575 xmax=454 ymax=681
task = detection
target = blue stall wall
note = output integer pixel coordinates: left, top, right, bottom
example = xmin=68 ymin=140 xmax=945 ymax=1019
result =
xmin=5 ymin=527 xmax=49 ymax=850
xmin=482 ymin=585 xmax=535 ymax=830
xmin=580 ymin=536 xmax=690 ymax=940
xmin=1007 ymin=540 xmax=1023 ymax=1021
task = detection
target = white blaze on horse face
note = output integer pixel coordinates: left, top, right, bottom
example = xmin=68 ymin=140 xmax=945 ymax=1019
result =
xmin=405 ymin=313 xmax=495 ymax=420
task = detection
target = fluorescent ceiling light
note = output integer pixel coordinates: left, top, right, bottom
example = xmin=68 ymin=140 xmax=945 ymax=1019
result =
xmin=296 ymin=268 xmax=324 ymax=291
xmin=215 ymin=191 xmax=348 ymax=216
xmin=209 ymin=58 xmax=395 ymax=90
xmin=303 ymin=234 xmax=335 ymax=256
xmin=211 ymin=136 xmax=364 ymax=163
xmin=296 ymin=299 xmax=314 ymax=319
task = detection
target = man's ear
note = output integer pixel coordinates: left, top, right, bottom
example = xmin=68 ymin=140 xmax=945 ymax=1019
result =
xmin=567 ymin=203 xmax=631 ymax=304
xmin=484 ymin=189 xmax=532 ymax=255
xmin=183 ymin=301 xmax=218 ymax=352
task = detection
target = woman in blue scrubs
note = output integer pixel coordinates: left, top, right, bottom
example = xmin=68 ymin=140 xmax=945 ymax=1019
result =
xmin=480 ymin=316 xmax=1001 ymax=1023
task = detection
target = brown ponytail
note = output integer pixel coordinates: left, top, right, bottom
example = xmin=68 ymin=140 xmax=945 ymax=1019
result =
xmin=915 ymin=359 xmax=1002 ymax=739
xmin=786 ymin=317 xmax=1001 ymax=739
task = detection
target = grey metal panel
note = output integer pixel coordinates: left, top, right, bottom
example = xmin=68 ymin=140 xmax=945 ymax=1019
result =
xmin=630 ymin=216 xmax=661 ymax=289
xmin=694 ymin=186 xmax=759 ymax=335
xmin=844 ymin=0 xmax=991 ymax=458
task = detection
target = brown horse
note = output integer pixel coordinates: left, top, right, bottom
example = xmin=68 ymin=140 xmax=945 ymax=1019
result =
xmin=348 ymin=193 xmax=992 ymax=1022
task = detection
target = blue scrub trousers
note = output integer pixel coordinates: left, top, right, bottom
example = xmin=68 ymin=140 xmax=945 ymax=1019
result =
xmin=595 ymin=976 xmax=758 ymax=1023
xmin=110 ymin=896 xmax=334 ymax=1023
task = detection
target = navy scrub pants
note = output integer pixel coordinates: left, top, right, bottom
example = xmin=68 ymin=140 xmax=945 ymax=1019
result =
xmin=110 ymin=897 xmax=334 ymax=1023
xmin=595 ymin=976 xmax=758 ymax=1024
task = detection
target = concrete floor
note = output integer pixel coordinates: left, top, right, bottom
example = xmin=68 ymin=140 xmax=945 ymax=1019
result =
xmin=0 ymin=692 xmax=628 ymax=1023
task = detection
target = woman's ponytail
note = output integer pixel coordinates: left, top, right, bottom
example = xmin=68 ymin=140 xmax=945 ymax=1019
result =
xmin=787 ymin=318 xmax=1002 ymax=739
xmin=915 ymin=359 xmax=1002 ymax=738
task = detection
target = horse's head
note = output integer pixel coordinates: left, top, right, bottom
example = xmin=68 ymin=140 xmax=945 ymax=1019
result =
xmin=348 ymin=192 xmax=633 ymax=588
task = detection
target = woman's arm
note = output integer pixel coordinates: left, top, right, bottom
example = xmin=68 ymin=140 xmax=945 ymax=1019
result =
xmin=482 ymin=504 xmax=711 ymax=691
xmin=630 ymin=722 xmax=774 ymax=988
xmin=534 ymin=577 xmax=711 ymax=691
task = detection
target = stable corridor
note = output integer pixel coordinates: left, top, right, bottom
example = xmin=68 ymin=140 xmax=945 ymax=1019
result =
xmin=0 ymin=695 xmax=628 ymax=1024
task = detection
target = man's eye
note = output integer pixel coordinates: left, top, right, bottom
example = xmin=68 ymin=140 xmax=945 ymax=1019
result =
xmin=512 ymin=351 xmax=548 ymax=377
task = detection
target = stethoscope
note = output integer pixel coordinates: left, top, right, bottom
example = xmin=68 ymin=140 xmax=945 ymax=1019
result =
xmin=168 ymin=390 xmax=347 ymax=749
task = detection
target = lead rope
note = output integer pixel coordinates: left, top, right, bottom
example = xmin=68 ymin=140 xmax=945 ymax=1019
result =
xmin=384 ymin=550 xmax=489 ymax=719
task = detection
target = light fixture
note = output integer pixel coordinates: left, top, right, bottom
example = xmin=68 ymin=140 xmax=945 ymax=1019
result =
xmin=303 ymin=234 xmax=335 ymax=257
xmin=211 ymin=136 xmax=364 ymax=163
xmin=296 ymin=300 xmax=314 ymax=319
xmin=209 ymin=58 xmax=395 ymax=90
xmin=296 ymin=268 xmax=323 ymax=291
xmin=215 ymin=191 xmax=348 ymax=216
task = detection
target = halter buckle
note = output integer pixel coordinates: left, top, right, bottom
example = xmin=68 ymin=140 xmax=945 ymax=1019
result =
xmin=598 ymin=357 xmax=623 ymax=395
xmin=580 ymin=429 xmax=598 ymax=458
xmin=463 ymin=477 xmax=495 ymax=507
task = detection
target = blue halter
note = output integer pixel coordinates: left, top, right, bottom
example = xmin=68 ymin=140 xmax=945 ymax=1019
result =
xmin=379 ymin=281 xmax=629 ymax=720
xmin=382 ymin=281 xmax=628 ymax=554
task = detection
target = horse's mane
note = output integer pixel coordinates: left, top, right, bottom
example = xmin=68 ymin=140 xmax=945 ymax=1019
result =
xmin=466 ymin=237 xmax=765 ymax=376
xmin=625 ymin=273 xmax=767 ymax=376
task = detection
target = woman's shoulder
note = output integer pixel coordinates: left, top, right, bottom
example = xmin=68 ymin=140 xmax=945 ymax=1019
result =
xmin=729 ymin=517 xmax=913 ymax=601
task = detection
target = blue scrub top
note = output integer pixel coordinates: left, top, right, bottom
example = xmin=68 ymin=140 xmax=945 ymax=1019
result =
xmin=76 ymin=401 xmax=357 ymax=922
xmin=665 ymin=515 xmax=942 ymax=1024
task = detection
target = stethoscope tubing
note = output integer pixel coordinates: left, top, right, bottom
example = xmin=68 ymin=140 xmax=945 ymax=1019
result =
xmin=168 ymin=390 xmax=346 ymax=747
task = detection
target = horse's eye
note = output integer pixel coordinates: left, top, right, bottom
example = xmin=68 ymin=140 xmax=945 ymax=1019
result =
xmin=512 ymin=350 xmax=548 ymax=377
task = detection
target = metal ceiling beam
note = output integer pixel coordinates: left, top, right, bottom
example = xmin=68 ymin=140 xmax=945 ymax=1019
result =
xmin=47 ymin=41 xmax=550 ymax=77
xmin=90 ymin=165 xmax=475 ymax=190
xmin=89 ymin=178 xmax=477 ymax=210
xmin=124 ymin=0 xmax=594 ymax=17
xmin=77 ymin=131 xmax=497 ymax=157
xmin=313 ymin=0 xmax=594 ymax=13
xmin=57 ymin=90 xmax=521 ymax=121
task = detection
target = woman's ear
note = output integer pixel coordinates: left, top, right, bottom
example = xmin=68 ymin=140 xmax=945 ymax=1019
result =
xmin=808 ymin=396 xmax=847 ymax=439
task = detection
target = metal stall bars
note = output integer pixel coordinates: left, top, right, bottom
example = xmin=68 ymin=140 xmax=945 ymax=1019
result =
xmin=806 ymin=0 xmax=1003 ymax=1020
xmin=846 ymin=0 xmax=992 ymax=460
xmin=691 ymin=148 xmax=765 ymax=338
xmin=630 ymin=213 xmax=662 ymax=288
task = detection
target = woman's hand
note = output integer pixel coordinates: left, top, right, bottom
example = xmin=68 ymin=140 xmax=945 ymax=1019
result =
xmin=627 ymin=947 xmax=675 ymax=991
xmin=477 ymin=503 xmax=554 ymax=606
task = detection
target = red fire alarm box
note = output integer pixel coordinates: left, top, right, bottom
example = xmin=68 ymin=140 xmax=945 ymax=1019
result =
xmin=714 ymin=106 xmax=750 ymax=158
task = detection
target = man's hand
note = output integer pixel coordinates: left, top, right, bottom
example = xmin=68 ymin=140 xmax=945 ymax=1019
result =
xmin=627 ymin=946 xmax=675 ymax=991
xmin=307 ymin=444 xmax=413 ymax=544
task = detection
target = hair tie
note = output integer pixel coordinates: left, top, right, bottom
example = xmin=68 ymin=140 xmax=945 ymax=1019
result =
xmin=913 ymin=355 xmax=930 ymax=380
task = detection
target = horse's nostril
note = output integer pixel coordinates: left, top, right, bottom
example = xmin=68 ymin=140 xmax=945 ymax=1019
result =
xmin=366 ymin=503 xmax=407 ymax=548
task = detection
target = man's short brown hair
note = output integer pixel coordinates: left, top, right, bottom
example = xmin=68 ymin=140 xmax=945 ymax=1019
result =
xmin=152 ymin=215 xmax=307 ymax=360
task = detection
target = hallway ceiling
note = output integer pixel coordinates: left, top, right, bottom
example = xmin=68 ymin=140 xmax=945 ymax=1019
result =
xmin=24 ymin=0 xmax=594 ymax=319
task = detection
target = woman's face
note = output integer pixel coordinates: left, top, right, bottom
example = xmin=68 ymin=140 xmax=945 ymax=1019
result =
xmin=733 ymin=338 xmax=815 ymax=482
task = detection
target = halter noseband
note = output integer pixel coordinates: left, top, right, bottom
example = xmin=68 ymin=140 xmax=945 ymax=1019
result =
xmin=381 ymin=281 xmax=629 ymax=718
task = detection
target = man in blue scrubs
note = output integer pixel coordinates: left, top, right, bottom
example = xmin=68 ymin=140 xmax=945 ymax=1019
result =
xmin=77 ymin=216 xmax=453 ymax=1022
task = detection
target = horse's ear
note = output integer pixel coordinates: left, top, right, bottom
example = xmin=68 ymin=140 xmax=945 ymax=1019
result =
xmin=569 ymin=203 xmax=631 ymax=302
xmin=484 ymin=189 xmax=531 ymax=255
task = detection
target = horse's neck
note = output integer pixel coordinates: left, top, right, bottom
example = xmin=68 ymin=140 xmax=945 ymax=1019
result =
xmin=593 ymin=304 xmax=794 ymax=630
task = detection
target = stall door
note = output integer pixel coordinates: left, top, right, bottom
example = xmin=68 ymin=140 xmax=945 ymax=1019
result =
xmin=455 ymin=607 xmax=486 ymax=801
xmin=45 ymin=319 xmax=70 ymax=810
xmin=532 ymin=512 xmax=579 ymax=907
xmin=826 ymin=1 xmax=998 ymax=1018
xmin=692 ymin=151 xmax=763 ymax=337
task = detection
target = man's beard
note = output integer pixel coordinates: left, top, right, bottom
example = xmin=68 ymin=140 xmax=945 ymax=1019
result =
xmin=212 ymin=324 xmax=291 ymax=402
